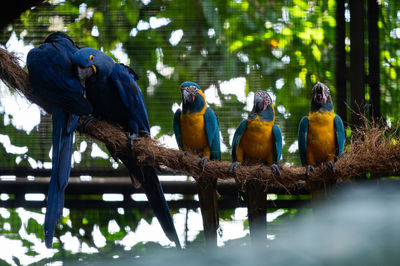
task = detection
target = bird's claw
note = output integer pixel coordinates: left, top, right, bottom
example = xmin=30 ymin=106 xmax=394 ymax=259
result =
xmin=229 ymin=161 xmax=241 ymax=173
xmin=126 ymin=133 xmax=143 ymax=152
xmin=78 ymin=115 xmax=97 ymax=133
xmin=271 ymin=164 xmax=281 ymax=176
xmin=200 ymin=157 xmax=209 ymax=172
xmin=306 ymin=165 xmax=315 ymax=177
xmin=327 ymin=161 xmax=335 ymax=173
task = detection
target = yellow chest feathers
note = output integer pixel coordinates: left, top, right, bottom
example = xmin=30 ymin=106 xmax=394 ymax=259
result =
xmin=180 ymin=111 xmax=208 ymax=153
xmin=307 ymin=110 xmax=336 ymax=164
xmin=238 ymin=116 xmax=275 ymax=164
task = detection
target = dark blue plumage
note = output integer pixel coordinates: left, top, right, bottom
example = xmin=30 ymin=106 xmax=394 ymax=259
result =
xmin=26 ymin=32 xmax=92 ymax=248
xmin=73 ymin=48 xmax=181 ymax=248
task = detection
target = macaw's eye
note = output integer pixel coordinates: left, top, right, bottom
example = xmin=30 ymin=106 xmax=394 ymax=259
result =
xmin=90 ymin=55 xmax=94 ymax=61
xmin=189 ymin=85 xmax=198 ymax=93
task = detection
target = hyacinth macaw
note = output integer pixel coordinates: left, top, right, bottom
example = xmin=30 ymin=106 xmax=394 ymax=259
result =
xmin=298 ymin=82 xmax=345 ymax=177
xmin=27 ymin=32 xmax=92 ymax=248
xmin=229 ymin=90 xmax=282 ymax=240
xmin=173 ymin=81 xmax=220 ymax=246
xmin=72 ymin=47 xmax=181 ymax=248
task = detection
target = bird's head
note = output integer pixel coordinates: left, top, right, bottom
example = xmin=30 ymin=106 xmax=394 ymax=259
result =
xmin=45 ymin=31 xmax=77 ymax=47
xmin=311 ymin=82 xmax=333 ymax=111
xmin=250 ymin=90 xmax=275 ymax=121
xmin=253 ymin=90 xmax=273 ymax=113
xmin=72 ymin=48 xmax=114 ymax=88
xmin=180 ymin=81 xmax=206 ymax=113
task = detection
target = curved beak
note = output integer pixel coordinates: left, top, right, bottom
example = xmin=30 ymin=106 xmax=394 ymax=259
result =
xmin=76 ymin=66 xmax=95 ymax=88
xmin=313 ymin=84 xmax=327 ymax=106
xmin=181 ymin=88 xmax=194 ymax=105
xmin=253 ymin=92 xmax=266 ymax=113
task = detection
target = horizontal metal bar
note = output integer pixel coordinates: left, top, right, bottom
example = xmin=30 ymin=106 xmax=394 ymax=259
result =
xmin=0 ymin=167 xmax=182 ymax=177
xmin=0 ymin=198 xmax=311 ymax=210
xmin=0 ymin=177 xmax=310 ymax=195
xmin=0 ymin=177 xmax=312 ymax=209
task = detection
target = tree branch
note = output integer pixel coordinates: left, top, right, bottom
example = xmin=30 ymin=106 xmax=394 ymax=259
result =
xmin=1 ymin=47 xmax=399 ymax=194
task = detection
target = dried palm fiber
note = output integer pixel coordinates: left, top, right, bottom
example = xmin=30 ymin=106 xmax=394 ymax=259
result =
xmin=1 ymin=47 xmax=400 ymax=193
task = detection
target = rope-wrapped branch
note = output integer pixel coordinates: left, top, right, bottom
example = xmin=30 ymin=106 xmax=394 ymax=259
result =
xmin=1 ymin=47 xmax=400 ymax=193
xmin=134 ymin=123 xmax=400 ymax=191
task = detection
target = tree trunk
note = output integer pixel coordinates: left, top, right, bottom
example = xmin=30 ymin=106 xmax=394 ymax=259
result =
xmin=368 ymin=0 xmax=381 ymax=121
xmin=350 ymin=0 xmax=366 ymax=128
xmin=335 ymin=0 xmax=347 ymax=124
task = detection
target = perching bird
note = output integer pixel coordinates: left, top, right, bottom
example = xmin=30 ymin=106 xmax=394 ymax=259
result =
xmin=298 ymin=82 xmax=345 ymax=177
xmin=27 ymin=32 xmax=92 ymax=248
xmin=229 ymin=90 xmax=282 ymax=240
xmin=72 ymin=47 xmax=181 ymax=248
xmin=173 ymin=81 xmax=220 ymax=246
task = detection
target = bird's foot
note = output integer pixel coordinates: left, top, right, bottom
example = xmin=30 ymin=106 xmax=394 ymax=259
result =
xmin=327 ymin=161 xmax=335 ymax=173
xmin=126 ymin=133 xmax=143 ymax=150
xmin=229 ymin=161 xmax=241 ymax=173
xmin=271 ymin=163 xmax=281 ymax=176
xmin=78 ymin=115 xmax=97 ymax=133
xmin=126 ymin=133 xmax=144 ymax=157
xmin=200 ymin=157 xmax=209 ymax=172
xmin=181 ymin=151 xmax=190 ymax=156
xmin=306 ymin=165 xmax=315 ymax=177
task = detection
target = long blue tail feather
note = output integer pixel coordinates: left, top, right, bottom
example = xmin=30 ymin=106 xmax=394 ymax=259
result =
xmin=141 ymin=165 xmax=182 ymax=249
xmin=44 ymin=107 xmax=75 ymax=248
xmin=106 ymin=146 xmax=181 ymax=248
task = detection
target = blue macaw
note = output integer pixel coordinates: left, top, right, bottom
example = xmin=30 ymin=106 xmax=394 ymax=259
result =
xmin=173 ymin=81 xmax=221 ymax=246
xmin=72 ymin=48 xmax=181 ymax=248
xmin=298 ymin=82 xmax=345 ymax=177
xmin=229 ymin=90 xmax=282 ymax=240
xmin=27 ymin=32 xmax=92 ymax=248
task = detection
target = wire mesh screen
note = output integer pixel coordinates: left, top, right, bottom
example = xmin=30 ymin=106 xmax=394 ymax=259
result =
xmin=0 ymin=0 xmax=399 ymax=174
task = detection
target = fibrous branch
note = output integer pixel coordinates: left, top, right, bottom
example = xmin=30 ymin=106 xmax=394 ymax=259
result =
xmin=1 ymin=47 xmax=399 ymax=193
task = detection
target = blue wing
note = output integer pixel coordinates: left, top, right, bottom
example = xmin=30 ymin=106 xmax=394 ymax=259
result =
xmin=27 ymin=40 xmax=91 ymax=115
xmin=231 ymin=120 xmax=247 ymax=162
xmin=334 ymin=115 xmax=345 ymax=158
xmin=44 ymin=107 xmax=76 ymax=248
xmin=110 ymin=63 xmax=150 ymax=135
xmin=272 ymin=124 xmax=282 ymax=164
xmin=298 ymin=116 xmax=309 ymax=166
xmin=204 ymin=107 xmax=221 ymax=160
xmin=107 ymin=64 xmax=181 ymax=247
xmin=173 ymin=109 xmax=183 ymax=149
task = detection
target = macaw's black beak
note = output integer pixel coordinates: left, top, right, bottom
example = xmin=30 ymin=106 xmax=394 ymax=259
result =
xmin=181 ymin=88 xmax=193 ymax=105
xmin=76 ymin=66 xmax=95 ymax=88
xmin=313 ymin=84 xmax=327 ymax=107
xmin=253 ymin=93 xmax=265 ymax=113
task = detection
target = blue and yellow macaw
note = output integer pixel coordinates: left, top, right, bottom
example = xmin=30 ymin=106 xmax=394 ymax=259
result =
xmin=173 ymin=81 xmax=220 ymax=246
xmin=72 ymin=47 xmax=181 ymax=248
xmin=27 ymin=32 xmax=92 ymax=248
xmin=229 ymin=90 xmax=282 ymax=240
xmin=298 ymin=82 xmax=345 ymax=177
